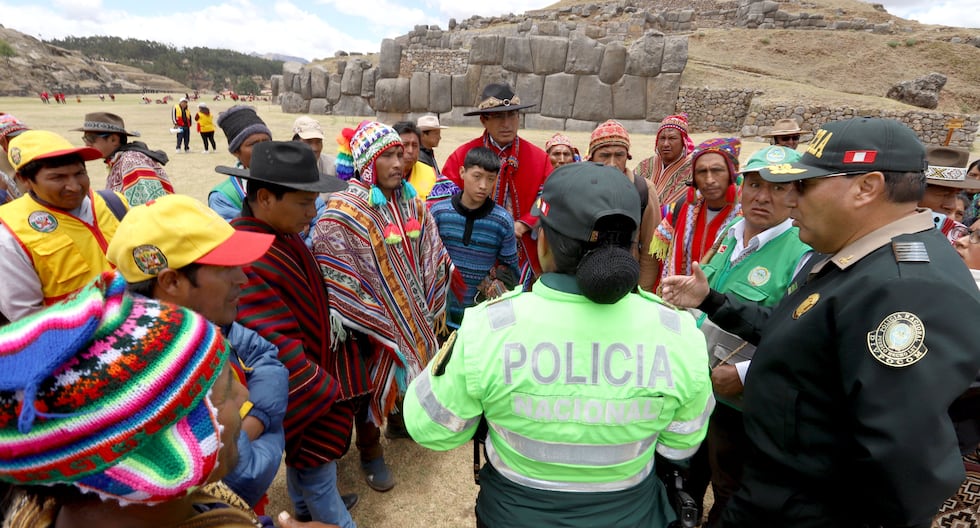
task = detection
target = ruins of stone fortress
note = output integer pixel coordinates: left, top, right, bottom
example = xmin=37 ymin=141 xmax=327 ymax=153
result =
xmin=271 ymin=0 xmax=977 ymax=147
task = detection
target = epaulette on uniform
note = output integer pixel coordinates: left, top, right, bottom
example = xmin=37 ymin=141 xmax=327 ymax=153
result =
xmin=892 ymin=240 xmax=930 ymax=263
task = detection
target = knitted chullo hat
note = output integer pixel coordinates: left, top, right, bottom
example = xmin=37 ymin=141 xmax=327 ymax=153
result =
xmin=545 ymin=133 xmax=574 ymax=154
xmin=0 ymin=271 xmax=230 ymax=505
xmin=216 ymin=105 xmax=272 ymax=154
xmin=588 ymin=119 xmax=632 ymax=160
xmin=656 ymin=113 xmax=695 ymax=155
xmin=0 ymin=113 xmax=28 ymax=141
xmin=688 ymin=137 xmax=742 ymax=204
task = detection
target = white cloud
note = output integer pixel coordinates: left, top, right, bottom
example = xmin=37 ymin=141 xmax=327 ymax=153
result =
xmin=316 ymin=0 xmax=434 ymax=28
xmin=887 ymin=1 xmax=980 ymax=28
xmin=51 ymin=0 xmax=105 ymax=22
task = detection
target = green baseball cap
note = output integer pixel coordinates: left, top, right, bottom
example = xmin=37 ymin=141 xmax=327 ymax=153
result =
xmin=760 ymin=117 xmax=927 ymax=183
xmin=742 ymin=146 xmax=802 ymax=173
xmin=531 ymin=162 xmax=640 ymax=242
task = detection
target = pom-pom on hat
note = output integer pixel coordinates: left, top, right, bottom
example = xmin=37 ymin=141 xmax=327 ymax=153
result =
xmin=216 ymin=105 xmax=272 ymax=154
xmin=0 ymin=272 xmax=231 ymax=505
xmin=588 ymin=119 xmax=632 ymax=160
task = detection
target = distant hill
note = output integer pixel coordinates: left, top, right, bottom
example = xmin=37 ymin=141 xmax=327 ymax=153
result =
xmin=255 ymin=52 xmax=308 ymax=64
xmin=46 ymin=35 xmax=283 ymax=93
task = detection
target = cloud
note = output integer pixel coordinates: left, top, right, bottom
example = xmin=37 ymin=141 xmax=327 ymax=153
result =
xmin=888 ymin=1 xmax=980 ymax=28
xmin=316 ymin=0 xmax=434 ymax=28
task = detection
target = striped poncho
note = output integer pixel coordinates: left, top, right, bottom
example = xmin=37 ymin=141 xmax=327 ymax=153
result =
xmin=231 ymin=217 xmax=370 ymax=469
xmin=314 ymin=179 xmax=452 ymax=424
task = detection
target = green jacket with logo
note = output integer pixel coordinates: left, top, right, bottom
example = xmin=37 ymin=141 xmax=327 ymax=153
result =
xmin=404 ymin=273 xmax=713 ymax=527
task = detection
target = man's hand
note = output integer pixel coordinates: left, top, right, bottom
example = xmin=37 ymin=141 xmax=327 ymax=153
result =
xmin=514 ymin=221 xmax=530 ymax=238
xmin=710 ymin=365 xmax=743 ymax=398
xmin=660 ymin=262 xmax=710 ymax=308
xmin=242 ymin=415 xmax=265 ymax=442
xmin=277 ymin=511 xmax=340 ymax=528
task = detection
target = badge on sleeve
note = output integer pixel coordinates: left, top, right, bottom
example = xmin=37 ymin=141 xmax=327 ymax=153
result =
xmin=432 ymin=331 xmax=457 ymax=377
xmin=866 ymin=312 xmax=927 ymax=367
xmin=793 ymin=293 xmax=819 ymax=319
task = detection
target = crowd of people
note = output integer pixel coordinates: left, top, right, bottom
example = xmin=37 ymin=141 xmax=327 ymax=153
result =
xmin=0 ymin=79 xmax=979 ymax=528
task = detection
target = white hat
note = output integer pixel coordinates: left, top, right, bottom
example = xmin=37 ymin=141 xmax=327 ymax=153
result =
xmin=198 ymin=102 xmax=208 ymax=108
xmin=292 ymin=116 xmax=324 ymax=140
xmin=417 ymin=115 xmax=448 ymax=131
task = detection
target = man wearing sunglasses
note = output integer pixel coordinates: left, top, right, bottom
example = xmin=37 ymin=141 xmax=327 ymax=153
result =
xmin=762 ymin=118 xmax=806 ymax=150
xmin=661 ymin=117 xmax=980 ymax=528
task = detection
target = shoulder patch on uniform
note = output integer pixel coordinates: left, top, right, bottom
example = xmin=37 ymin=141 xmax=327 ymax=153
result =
xmin=486 ymin=298 xmax=517 ymax=331
xmin=867 ymin=311 xmax=928 ymax=368
xmin=658 ymin=306 xmax=681 ymax=334
xmin=793 ymin=293 xmax=820 ymax=319
xmin=432 ymin=331 xmax=457 ymax=377
xmin=892 ymin=241 xmax=929 ymax=263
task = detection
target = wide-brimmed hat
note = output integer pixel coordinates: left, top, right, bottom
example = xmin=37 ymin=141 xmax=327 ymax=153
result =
xmin=762 ymin=118 xmax=806 ymax=138
xmin=925 ymin=146 xmax=976 ymax=190
xmin=417 ymin=115 xmax=448 ymax=131
xmin=760 ymin=118 xmax=926 ymax=183
xmin=463 ymin=83 xmax=536 ymax=116
xmin=216 ymin=140 xmax=347 ymax=193
xmin=71 ymin=112 xmax=140 ymax=137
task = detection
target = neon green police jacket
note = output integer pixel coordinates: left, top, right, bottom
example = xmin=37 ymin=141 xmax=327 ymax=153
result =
xmin=404 ymin=273 xmax=714 ymax=526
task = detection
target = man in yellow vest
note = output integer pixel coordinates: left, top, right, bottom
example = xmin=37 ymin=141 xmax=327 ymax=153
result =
xmin=0 ymin=130 xmax=127 ymax=321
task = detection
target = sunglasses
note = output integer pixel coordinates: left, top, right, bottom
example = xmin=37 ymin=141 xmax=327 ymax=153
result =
xmin=82 ymin=133 xmax=110 ymax=144
xmin=790 ymin=172 xmax=865 ymax=194
xmin=782 ymin=135 xmax=801 ymax=141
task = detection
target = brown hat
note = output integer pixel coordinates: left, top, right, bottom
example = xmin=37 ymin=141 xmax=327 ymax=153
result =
xmin=463 ymin=83 xmax=536 ymax=116
xmin=762 ymin=118 xmax=806 ymax=138
xmin=71 ymin=112 xmax=140 ymax=137
xmin=925 ymin=146 xmax=976 ymax=190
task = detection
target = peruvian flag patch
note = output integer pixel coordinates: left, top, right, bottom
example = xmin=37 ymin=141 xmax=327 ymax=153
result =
xmin=843 ymin=150 xmax=877 ymax=164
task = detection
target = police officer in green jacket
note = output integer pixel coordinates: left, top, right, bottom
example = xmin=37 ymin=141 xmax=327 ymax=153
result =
xmin=662 ymin=117 xmax=980 ymax=528
xmin=405 ymin=162 xmax=714 ymax=528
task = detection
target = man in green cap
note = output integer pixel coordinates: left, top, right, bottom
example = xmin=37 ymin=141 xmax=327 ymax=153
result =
xmin=662 ymin=117 xmax=980 ymax=527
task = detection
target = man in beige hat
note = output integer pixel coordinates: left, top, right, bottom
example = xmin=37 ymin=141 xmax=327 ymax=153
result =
xmin=416 ymin=114 xmax=447 ymax=176
xmin=292 ymin=115 xmax=336 ymax=177
xmin=73 ymin=111 xmax=173 ymax=206
xmin=762 ymin=118 xmax=806 ymax=150
xmin=920 ymin=146 xmax=974 ymax=243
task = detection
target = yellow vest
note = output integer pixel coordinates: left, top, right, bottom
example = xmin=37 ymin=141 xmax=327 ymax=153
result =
xmin=0 ymin=192 xmax=124 ymax=304
xmin=409 ymin=161 xmax=437 ymax=200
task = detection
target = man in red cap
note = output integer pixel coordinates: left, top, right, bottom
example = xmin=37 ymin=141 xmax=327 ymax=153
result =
xmin=442 ymin=83 xmax=552 ymax=282
xmin=0 ymin=130 xmax=128 ymax=321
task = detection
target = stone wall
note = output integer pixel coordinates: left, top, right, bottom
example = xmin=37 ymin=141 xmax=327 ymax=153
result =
xmin=278 ymin=31 xmax=691 ymax=129
xmin=677 ymin=88 xmax=757 ymax=133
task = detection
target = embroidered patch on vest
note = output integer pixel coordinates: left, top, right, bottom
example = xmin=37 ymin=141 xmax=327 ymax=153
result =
xmin=9 ymin=147 xmax=21 ymax=167
xmin=747 ymin=266 xmax=771 ymax=287
xmin=132 ymin=244 xmax=168 ymax=275
xmin=27 ymin=211 xmax=58 ymax=233
xmin=793 ymin=293 xmax=819 ymax=319
xmin=867 ymin=312 xmax=927 ymax=368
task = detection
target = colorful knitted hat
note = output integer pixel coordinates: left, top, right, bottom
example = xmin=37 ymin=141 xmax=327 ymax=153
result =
xmin=689 ymin=137 xmax=742 ymax=203
xmin=588 ymin=120 xmax=631 ymax=160
xmin=0 ymin=272 xmax=230 ymax=505
xmin=216 ymin=105 xmax=272 ymax=154
xmin=545 ymin=133 xmax=575 ymax=154
xmin=337 ymin=121 xmax=418 ymax=213
xmin=0 ymin=113 xmax=28 ymax=141
xmin=656 ymin=114 xmax=695 ymax=155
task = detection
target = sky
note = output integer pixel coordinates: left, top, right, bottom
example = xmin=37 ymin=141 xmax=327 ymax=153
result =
xmin=0 ymin=0 xmax=975 ymax=62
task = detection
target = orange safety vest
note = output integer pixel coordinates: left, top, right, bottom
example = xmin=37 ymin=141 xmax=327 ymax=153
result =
xmin=0 ymin=191 xmax=124 ymax=304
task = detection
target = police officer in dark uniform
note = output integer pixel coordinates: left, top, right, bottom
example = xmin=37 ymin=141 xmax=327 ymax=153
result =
xmin=661 ymin=117 xmax=980 ymax=528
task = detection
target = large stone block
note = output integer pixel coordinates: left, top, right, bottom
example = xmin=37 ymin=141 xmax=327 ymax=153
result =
xmin=300 ymin=69 xmax=312 ymax=100
xmin=327 ymin=73 xmax=342 ymax=104
xmin=333 ymin=95 xmax=374 ymax=117
xmin=280 ymin=91 xmax=308 ymax=114
xmin=360 ymin=67 xmax=377 ymax=98
xmin=529 ymin=36 xmax=568 ymax=75
xmin=410 ymin=72 xmax=430 ymax=112
xmin=429 ymin=73 xmax=452 ymax=113
xmin=598 ymin=41 xmax=627 ymax=84
xmin=310 ymin=66 xmax=328 ymax=99
xmin=646 ymin=73 xmax=682 ymax=121
xmin=626 ymin=32 xmax=665 ymax=77
xmin=566 ymin=35 xmax=604 ymax=75
xmin=514 ymin=73 xmax=545 ymax=110
xmin=341 ymin=65 xmax=363 ymax=95
xmin=523 ymin=113 xmax=565 ymax=131
xmin=375 ymin=78 xmax=411 ymax=113
xmin=379 ymin=39 xmax=402 ymax=79
xmin=478 ymin=65 xmax=517 ymax=93
xmin=661 ymin=36 xmax=688 ymax=74
xmin=291 ymin=72 xmax=302 ymax=94
xmin=282 ymin=61 xmax=302 ymax=90
xmin=452 ymin=65 xmax=482 ymax=106
xmin=615 ymin=118 xmax=659 ymax=135
xmin=572 ymin=76 xmax=612 ymax=122
xmin=503 ymin=37 xmax=533 ymax=73
xmin=270 ymin=75 xmax=282 ymax=99
xmin=612 ymin=74 xmax=647 ymax=120
xmin=565 ymin=118 xmax=599 ymax=133
xmin=443 ymin=106 xmax=479 ymax=127
xmin=309 ymin=98 xmax=330 ymax=115
xmin=540 ymin=73 xmax=578 ymax=118
xmin=469 ymin=35 xmax=505 ymax=65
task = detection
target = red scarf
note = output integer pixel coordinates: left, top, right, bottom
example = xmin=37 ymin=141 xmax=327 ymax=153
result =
xmin=483 ymin=132 xmax=521 ymax=219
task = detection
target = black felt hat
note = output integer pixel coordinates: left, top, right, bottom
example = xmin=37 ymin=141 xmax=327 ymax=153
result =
xmin=463 ymin=83 xmax=536 ymax=116
xmin=215 ymin=141 xmax=348 ymax=193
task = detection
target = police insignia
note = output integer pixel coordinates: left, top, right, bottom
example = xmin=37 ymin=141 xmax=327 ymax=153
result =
xmin=432 ymin=331 xmax=457 ymax=377
xmin=27 ymin=211 xmax=57 ymax=233
xmin=764 ymin=148 xmax=787 ymax=163
xmin=867 ymin=312 xmax=927 ymax=368
xmin=793 ymin=293 xmax=819 ymax=319
xmin=747 ymin=266 xmax=771 ymax=286
xmin=132 ymin=244 xmax=168 ymax=275
xmin=765 ymin=163 xmax=807 ymax=175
